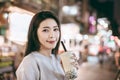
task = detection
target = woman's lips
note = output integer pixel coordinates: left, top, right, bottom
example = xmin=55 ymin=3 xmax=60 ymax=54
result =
xmin=47 ymin=41 xmax=56 ymax=44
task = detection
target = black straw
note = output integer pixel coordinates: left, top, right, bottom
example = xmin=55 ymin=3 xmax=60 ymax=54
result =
xmin=61 ymin=41 xmax=67 ymax=52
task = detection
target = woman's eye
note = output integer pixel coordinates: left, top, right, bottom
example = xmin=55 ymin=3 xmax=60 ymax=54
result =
xmin=42 ymin=29 xmax=49 ymax=32
xmin=54 ymin=28 xmax=59 ymax=31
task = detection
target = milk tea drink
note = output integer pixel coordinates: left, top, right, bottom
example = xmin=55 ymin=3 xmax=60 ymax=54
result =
xmin=60 ymin=51 xmax=77 ymax=79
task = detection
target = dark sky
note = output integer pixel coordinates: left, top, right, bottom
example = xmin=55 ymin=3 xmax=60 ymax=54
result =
xmin=89 ymin=0 xmax=114 ymax=18
xmin=89 ymin=0 xmax=120 ymax=37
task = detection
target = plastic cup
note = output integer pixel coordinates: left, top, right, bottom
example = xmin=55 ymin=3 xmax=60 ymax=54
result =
xmin=60 ymin=51 xmax=77 ymax=79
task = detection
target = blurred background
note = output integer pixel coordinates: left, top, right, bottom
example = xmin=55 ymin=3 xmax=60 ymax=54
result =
xmin=0 ymin=0 xmax=120 ymax=80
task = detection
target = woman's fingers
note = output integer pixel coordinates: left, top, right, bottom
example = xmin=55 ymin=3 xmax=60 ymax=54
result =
xmin=71 ymin=62 xmax=79 ymax=70
xmin=71 ymin=53 xmax=77 ymax=61
xmin=70 ymin=53 xmax=79 ymax=70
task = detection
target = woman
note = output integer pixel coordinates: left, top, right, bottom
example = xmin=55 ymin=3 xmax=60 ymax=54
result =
xmin=16 ymin=11 xmax=65 ymax=80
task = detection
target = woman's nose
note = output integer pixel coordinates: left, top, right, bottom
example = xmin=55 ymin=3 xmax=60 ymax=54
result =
xmin=49 ymin=31 xmax=55 ymax=38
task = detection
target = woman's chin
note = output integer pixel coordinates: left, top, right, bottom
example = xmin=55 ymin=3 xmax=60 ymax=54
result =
xmin=47 ymin=46 xmax=56 ymax=50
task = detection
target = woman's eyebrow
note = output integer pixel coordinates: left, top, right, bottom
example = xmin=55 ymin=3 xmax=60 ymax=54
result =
xmin=43 ymin=26 xmax=50 ymax=28
xmin=43 ymin=26 xmax=58 ymax=28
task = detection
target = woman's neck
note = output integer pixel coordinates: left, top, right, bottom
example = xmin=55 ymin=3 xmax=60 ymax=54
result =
xmin=39 ymin=49 xmax=52 ymax=57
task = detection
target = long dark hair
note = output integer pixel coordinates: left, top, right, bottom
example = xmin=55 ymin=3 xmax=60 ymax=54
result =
xmin=25 ymin=11 xmax=61 ymax=57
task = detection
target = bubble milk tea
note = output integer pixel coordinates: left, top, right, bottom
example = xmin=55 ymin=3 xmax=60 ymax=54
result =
xmin=60 ymin=51 xmax=77 ymax=79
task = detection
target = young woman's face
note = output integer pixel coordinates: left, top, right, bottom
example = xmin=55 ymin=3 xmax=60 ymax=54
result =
xmin=37 ymin=18 xmax=60 ymax=50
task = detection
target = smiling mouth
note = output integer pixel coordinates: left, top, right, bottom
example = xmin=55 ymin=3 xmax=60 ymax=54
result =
xmin=47 ymin=41 xmax=56 ymax=44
